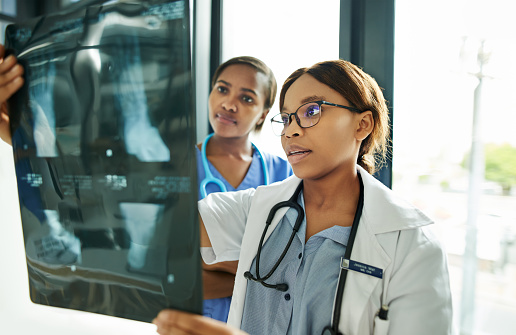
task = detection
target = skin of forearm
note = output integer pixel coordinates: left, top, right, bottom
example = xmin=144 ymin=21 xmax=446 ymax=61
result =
xmin=203 ymin=260 xmax=238 ymax=274
xmin=203 ymin=269 xmax=236 ymax=300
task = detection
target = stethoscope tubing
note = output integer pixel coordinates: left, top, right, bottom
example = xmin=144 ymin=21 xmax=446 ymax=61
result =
xmin=200 ymin=133 xmax=269 ymax=199
xmin=244 ymin=174 xmax=365 ymax=335
xmin=244 ymin=182 xmax=304 ymax=292
xmin=257 ymin=195 xmax=304 ymax=283
xmin=326 ymin=173 xmax=364 ymax=335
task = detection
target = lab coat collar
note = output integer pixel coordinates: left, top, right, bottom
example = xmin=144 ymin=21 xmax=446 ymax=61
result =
xmin=250 ymin=165 xmax=433 ymax=245
xmin=357 ymin=165 xmax=433 ymax=233
xmin=263 ymin=165 xmax=433 ymax=234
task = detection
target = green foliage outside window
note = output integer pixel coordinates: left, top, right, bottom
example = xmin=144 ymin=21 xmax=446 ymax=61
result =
xmin=484 ymin=143 xmax=516 ymax=195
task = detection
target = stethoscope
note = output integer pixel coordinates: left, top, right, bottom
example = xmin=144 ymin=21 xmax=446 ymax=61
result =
xmin=199 ymin=133 xmax=270 ymax=199
xmin=244 ymin=173 xmax=370 ymax=335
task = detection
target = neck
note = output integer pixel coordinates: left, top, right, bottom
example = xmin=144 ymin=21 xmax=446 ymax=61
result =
xmin=206 ymin=134 xmax=253 ymax=158
xmin=303 ymin=166 xmax=360 ymax=208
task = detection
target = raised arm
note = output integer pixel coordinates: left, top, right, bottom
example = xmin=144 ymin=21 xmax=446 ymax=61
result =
xmin=0 ymin=44 xmax=24 ymax=145
xmin=200 ymin=213 xmax=238 ymax=299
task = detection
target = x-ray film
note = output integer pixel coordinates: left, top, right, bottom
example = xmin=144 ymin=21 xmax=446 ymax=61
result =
xmin=5 ymin=0 xmax=201 ymax=323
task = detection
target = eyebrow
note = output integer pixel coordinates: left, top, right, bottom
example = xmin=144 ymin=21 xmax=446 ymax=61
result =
xmin=216 ymin=80 xmax=258 ymax=96
xmin=282 ymin=95 xmax=326 ymax=112
xmin=216 ymin=79 xmax=231 ymax=87
xmin=301 ymin=95 xmax=325 ymax=104
xmin=241 ymin=88 xmax=258 ymax=96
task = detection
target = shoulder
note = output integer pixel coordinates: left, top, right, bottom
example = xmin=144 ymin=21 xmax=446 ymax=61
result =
xmin=257 ymin=150 xmax=293 ymax=180
xmin=252 ymin=175 xmax=300 ymax=202
xmin=259 ymin=150 xmax=288 ymax=166
xmin=259 ymin=150 xmax=285 ymax=161
xmin=200 ymin=186 xmax=256 ymax=208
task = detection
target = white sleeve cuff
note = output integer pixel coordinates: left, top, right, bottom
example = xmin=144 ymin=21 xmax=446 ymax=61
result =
xmin=200 ymin=247 xmax=240 ymax=265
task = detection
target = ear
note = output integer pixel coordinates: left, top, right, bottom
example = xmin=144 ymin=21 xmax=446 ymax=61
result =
xmin=355 ymin=111 xmax=374 ymax=141
xmin=256 ymin=108 xmax=270 ymax=126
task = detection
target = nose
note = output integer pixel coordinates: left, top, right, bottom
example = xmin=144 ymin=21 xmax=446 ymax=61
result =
xmin=283 ymin=114 xmax=302 ymax=138
xmin=221 ymin=96 xmax=237 ymax=113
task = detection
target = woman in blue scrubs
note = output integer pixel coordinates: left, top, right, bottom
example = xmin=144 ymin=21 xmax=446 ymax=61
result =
xmin=198 ymin=56 xmax=292 ymax=322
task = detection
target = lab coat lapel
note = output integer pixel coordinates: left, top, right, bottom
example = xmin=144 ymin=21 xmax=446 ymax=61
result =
xmin=337 ymin=169 xmax=392 ymax=334
xmin=337 ymin=167 xmax=433 ymax=334
xmin=339 ymin=221 xmax=391 ymax=334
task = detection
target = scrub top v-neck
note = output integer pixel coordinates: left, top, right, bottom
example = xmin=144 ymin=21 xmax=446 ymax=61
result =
xmin=195 ymin=146 xmax=292 ymax=200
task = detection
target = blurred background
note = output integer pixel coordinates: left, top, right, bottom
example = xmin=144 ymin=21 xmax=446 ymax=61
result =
xmin=1 ymin=0 xmax=515 ymax=334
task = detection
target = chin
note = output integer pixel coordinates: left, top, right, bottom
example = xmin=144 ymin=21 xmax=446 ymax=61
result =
xmin=290 ymin=167 xmax=313 ymax=180
xmin=293 ymin=166 xmax=335 ymax=182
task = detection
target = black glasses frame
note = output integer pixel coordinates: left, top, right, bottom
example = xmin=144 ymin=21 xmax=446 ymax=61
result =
xmin=270 ymin=100 xmax=363 ymax=136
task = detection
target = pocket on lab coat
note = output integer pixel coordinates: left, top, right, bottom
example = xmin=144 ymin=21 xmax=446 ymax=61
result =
xmin=373 ymin=315 xmax=389 ymax=335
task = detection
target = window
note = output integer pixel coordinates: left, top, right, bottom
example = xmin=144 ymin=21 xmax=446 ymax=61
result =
xmin=221 ymin=0 xmax=340 ymax=157
xmin=394 ymin=0 xmax=516 ymax=333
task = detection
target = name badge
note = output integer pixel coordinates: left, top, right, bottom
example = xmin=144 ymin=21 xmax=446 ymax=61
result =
xmin=340 ymin=258 xmax=383 ymax=279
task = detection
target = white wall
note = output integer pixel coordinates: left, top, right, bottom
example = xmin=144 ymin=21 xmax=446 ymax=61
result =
xmin=0 ymin=141 xmax=157 ymax=335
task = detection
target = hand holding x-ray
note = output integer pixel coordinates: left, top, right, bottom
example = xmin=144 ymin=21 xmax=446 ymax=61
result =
xmin=0 ymin=44 xmax=24 ymax=145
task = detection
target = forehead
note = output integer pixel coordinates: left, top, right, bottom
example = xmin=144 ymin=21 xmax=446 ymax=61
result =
xmin=283 ymin=74 xmax=348 ymax=110
xmin=217 ymin=64 xmax=268 ymax=95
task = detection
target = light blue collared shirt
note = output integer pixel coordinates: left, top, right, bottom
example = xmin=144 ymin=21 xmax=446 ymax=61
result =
xmin=241 ymin=191 xmax=351 ymax=334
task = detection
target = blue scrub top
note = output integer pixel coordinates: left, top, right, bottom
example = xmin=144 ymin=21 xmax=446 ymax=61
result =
xmin=196 ymin=145 xmax=292 ymax=322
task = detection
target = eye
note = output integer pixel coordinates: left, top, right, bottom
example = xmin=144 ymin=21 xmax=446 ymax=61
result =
xmin=280 ymin=113 xmax=289 ymax=125
xmin=242 ymin=95 xmax=254 ymax=103
xmin=303 ymin=104 xmax=320 ymax=117
xmin=216 ymin=86 xmax=228 ymax=94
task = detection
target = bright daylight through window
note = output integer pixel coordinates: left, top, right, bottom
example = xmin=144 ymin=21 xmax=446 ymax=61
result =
xmin=393 ymin=1 xmax=516 ymax=334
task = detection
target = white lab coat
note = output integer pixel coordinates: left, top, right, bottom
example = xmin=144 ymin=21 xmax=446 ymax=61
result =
xmin=199 ymin=165 xmax=453 ymax=335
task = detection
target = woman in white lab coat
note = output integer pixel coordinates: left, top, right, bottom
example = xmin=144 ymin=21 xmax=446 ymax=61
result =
xmin=156 ymin=59 xmax=454 ymax=334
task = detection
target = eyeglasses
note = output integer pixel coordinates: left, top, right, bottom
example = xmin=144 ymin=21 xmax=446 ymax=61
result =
xmin=270 ymin=100 xmax=363 ymax=136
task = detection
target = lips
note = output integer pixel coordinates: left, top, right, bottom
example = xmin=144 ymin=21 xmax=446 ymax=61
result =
xmin=286 ymin=144 xmax=311 ymax=156
xmin=216 ymin=113 xmax=237 ymax=125
xmin=288 ymin=150 xmax=310 ymax=156
xmin=285 ymin=144 xmax=311 ymax=164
